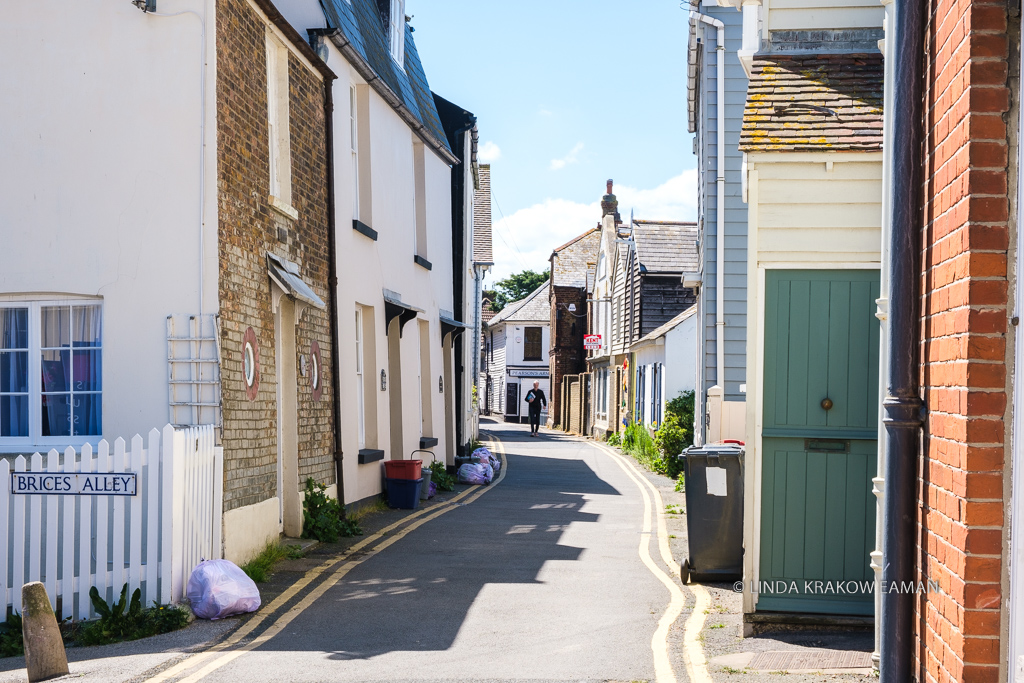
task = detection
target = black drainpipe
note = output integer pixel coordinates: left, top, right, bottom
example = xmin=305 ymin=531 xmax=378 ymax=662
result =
xmin=321 ymin=59 xmax=346 ymax=512
xmin=880 ymin=0 xmax=926 ymax=680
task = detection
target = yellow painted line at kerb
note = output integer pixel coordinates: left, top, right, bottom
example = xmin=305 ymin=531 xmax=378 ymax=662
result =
xmin=594 ymin=442 xmax=712 ymax=683
xmin=144 ymin=436 xmax=506 ymax=683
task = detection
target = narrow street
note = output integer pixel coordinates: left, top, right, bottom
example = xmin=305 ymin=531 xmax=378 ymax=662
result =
xmin=142 ymin=420 xmax=685 ymax=683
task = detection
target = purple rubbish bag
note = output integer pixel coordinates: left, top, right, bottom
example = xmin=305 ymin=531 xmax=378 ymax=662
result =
xmin=458 ymin=463 xmax=489 ymax=485
xmin=186 ymin=559 xmax=261 ymax=620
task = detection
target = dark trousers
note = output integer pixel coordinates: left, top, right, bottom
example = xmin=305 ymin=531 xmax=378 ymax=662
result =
xmin=529 ymin=410 xmax=542 ymax=433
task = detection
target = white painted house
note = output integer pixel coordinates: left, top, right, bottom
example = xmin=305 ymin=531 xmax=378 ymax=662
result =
xmin=0 ymin=0 xmax=466 ymax=565
xmin=484 ymin=283 xmax=551 ymax=424
xmin=630 ymin=307 xmax=698 ymax=429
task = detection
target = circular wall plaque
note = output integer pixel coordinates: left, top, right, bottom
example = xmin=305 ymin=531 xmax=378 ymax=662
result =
xmin=310 ymin=341 xmax=323 ymax=401
xmin=242 ymin=327 xmax=260 ymax=400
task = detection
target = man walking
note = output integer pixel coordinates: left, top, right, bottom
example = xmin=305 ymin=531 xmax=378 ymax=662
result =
xmin=525 ymin=380 xmax=547 ymax=437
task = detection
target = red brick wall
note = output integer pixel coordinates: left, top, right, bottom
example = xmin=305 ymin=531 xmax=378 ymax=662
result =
xmin=920 ymin=0 xmax=1012 ymax=679
xmin=548 ymin=285 xmax=588 ymax=427
xmin=216 ymin=0 xmax=334 ymax=512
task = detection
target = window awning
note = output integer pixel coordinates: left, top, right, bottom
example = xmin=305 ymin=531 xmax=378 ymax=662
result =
xmin=383 ymin=291 xmax=423 ymax=337
xmin=440 ymin=312 xmax=470 ymax=338
xmin=267 ymin=253 xmax=326 ymax=310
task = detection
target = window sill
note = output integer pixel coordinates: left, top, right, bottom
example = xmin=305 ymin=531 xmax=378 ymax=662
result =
xmin=269 ymin=195 xmax=299 ymax=221
xmin=0 ymin=438 xmax=98 ymax=456
xmin=353 ymin=219 xmax=378 ymax=241
xmin=414 ymin=255 xmax=432 ymax=271
xmin=419 ymin=437 xmax=438 ymax=449
xmin=357 ymin=448 xmax=385 ymax=464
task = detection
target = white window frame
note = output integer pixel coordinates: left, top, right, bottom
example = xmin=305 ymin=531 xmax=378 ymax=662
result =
xmin=0 ymin=299 xmax=103 ymax=451
xmin=413 ymin=141 xmax=427 ymax=258
xmin=266 ymin=31 xmax=292 ymax=209
xmin=350 ymin=84 xmax=359 ymax=221
xmin=355 ymin=309 xmax=365 ymax=449
xmin=389 ymin=0 xmax=406 ymax=66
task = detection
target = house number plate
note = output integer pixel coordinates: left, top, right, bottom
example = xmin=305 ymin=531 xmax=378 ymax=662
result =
xmin=10 ymin=472 xmax=138 ymax=496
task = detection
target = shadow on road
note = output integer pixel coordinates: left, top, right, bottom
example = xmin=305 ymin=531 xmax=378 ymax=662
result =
xmin=258 ymin=427 xmax=622 ymax=660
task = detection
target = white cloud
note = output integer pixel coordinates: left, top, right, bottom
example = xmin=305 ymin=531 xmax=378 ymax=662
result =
xmin=549 ymin=142 xmax=584 ymax=171
xmin=478 ymin=141 xmax=501 ymax=163
xmin=488 ymin=170 xmax=697 ymax=284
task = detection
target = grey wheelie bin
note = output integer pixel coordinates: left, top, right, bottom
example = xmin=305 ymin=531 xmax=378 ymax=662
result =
xmin=678 ymin=443 xmax=744 ymax=583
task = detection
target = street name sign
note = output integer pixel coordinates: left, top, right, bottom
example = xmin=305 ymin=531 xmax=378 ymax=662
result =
xmin=10 ymin=472 xmax=138 ymax=496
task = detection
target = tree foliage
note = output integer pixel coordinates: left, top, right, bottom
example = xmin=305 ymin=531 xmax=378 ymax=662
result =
xmin=489 ymin=269 xmax=549 ymax=312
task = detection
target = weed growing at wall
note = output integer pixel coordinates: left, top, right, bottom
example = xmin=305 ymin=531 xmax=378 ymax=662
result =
xmin=0 ymin=614 xmax=23 ymax=657
xmin=241 ymin=542 xmax=291 ymax=583
xmin=77 ymin=585 xmax=189 ymax=646
xmin=429 ymin=461 xmax=456 ymax=492
xmin=301 ymin=478 xmax=363 ymax=543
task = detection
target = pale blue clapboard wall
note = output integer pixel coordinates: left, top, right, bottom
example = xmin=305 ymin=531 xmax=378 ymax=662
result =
xmin=694 ymin=5 xmax=748 ymax=406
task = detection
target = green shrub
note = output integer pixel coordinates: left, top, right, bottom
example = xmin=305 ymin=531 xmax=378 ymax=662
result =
xmin=79 ymin=584 xmax=189 ymax=646
xmin=429 ymin=460 xmax=456 ymax=492
xmin=665 ymin=390 xmax=696 ymax=433
xmin=301 ymin=478 xmax=363 ymax=544
xmin=0 ymin=613 xmax=23 ymax=658
xmin=606 ymin=433 xmax=621 ymax=446
xmin=654 ymin=413 xmax=690 ymax=480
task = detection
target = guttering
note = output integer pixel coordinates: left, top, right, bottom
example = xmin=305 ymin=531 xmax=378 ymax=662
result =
xmin=319 ymin=57 xmax=346 ymax=511
xmin=879 ymin=0 xmax=926 ymax=680
xmin=691 ymin=10 xmax=727 ymax=397
xmin=313 ymin=28 xmax=460 ymax=166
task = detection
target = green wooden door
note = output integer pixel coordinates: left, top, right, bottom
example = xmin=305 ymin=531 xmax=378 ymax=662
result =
xmin=759 ymin=270 xmax=880 ymax=615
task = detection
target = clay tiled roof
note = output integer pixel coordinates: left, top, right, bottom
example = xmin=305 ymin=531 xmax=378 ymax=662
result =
xmin=632 ymin=220 xmax=698 ymax=275
xmin=473 ymin=165 xmax=493 ymax=264
xmin=740 ymin=53 xmax=883 ymax=153
xmin=551 ymin=228 xmax=600 ymax=289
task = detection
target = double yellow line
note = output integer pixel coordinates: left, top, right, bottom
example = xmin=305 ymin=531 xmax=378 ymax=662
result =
xmin=143 ymin=436 xmax=507 ymax=683
xmin=593 ymin=442 xmax=712 ymax=683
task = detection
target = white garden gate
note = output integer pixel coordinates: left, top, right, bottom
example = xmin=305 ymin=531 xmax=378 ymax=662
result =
xmin=1 ymin=424 xmax=222 ymax=620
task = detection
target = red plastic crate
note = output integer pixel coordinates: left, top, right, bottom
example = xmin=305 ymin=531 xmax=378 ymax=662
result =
xmin=384 ymin=459 xmax=422 ymax=480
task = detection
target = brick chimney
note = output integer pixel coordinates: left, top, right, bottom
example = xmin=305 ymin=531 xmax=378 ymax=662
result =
xmin=601 ymin=179 xmax=618 ymax=218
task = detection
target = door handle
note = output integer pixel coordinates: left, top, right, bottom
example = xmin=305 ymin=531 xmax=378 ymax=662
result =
xmin=821 ymin=398 xmax=834 ymax=411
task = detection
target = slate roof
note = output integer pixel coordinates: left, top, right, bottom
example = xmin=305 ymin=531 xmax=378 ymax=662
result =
xmin=740 ymin=53 xmax=884 ymax=152
xmin=551 ymin=228 xmax=600 ymax=289
xmin=632 ymin=220 xmax=698 ymax=275
xmin=632 ymin=306 xmax=698 ymax=348
xmin=319 ymin=0 xmax=453 ymax=161
xmin=488 ymin=282 xmax=550 ymax=326
xmin=473 ymin=165 xmax=493 ymax=264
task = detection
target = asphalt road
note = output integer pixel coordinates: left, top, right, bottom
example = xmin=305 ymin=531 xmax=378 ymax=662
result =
xmin=199 ymin=420 xmax=668 ymax=683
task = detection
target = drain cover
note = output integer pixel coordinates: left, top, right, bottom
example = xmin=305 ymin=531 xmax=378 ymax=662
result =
xmin=748 ymin=650 xmax=872 ymax=671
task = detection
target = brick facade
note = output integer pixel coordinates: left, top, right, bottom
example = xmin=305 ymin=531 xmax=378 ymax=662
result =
xmin=919 ymin=0 xmax=1013 ymax=679
xmin=549 ymin=285 xmax=588 ymax=428
xmin=216 ymin=0 xmax=334 ymax=512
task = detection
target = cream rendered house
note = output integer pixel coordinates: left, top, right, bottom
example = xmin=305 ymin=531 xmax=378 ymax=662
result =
xmin=736 ymin=0 xmax=886 ymax=629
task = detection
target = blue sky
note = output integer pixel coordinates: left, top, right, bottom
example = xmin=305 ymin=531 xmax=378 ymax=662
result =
xmin=406 ymin=0 xmax=698 ymax=283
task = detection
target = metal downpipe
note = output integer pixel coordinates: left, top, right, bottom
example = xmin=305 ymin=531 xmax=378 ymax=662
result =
xmin=880 ymin=0 xmax=926 ymax=679
xmin=322 ymin=67 xmax=346 ymax=510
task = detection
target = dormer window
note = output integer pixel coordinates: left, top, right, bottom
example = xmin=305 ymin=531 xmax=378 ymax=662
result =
xmin=388 ymin=0 xmax=405 ymax=65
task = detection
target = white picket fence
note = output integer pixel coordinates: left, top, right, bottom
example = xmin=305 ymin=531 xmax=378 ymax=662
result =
xmin=1 ymin=424 xmax=223 ymax=620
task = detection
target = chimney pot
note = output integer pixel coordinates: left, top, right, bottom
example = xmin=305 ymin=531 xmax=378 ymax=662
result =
xmin=606 ymin=180 xmax=613 ymax=194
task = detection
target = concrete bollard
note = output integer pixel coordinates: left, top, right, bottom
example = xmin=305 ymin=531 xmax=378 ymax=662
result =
xmin=21 ymin=582 xmax=69 ymax=682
